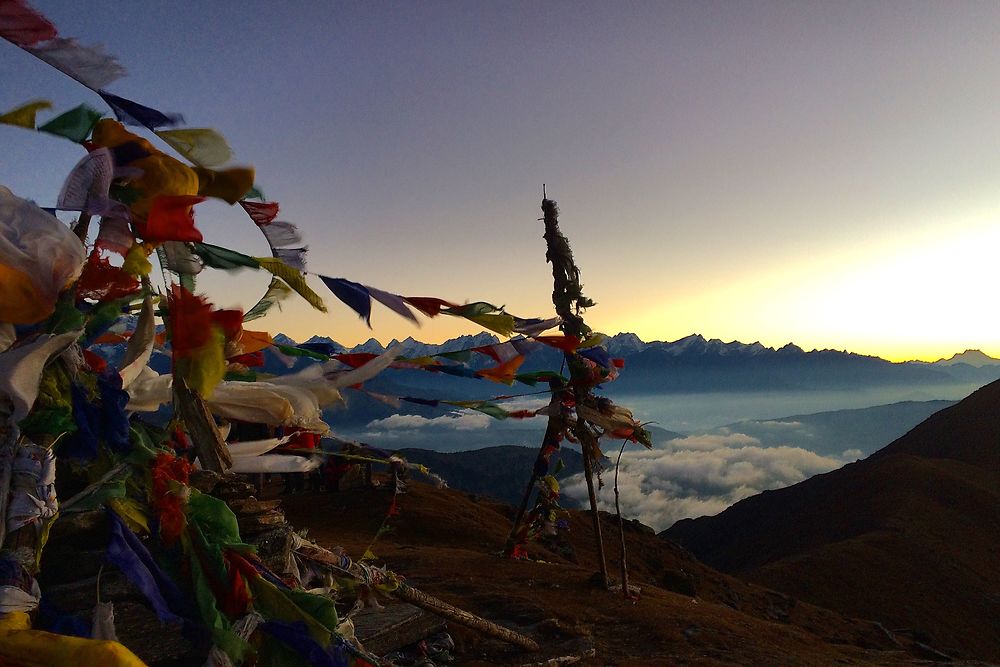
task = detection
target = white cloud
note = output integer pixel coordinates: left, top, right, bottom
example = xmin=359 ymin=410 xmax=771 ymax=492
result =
xmin=365 ymin=411 xmax=491 ymax=431
xmin=563 ymin=434 xmax=843 ymax=531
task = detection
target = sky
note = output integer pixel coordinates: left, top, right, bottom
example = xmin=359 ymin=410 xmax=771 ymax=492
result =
xmin=3 ymin=1 xmax=1000 ymax=362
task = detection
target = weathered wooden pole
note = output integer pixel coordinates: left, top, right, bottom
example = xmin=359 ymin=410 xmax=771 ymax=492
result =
xmin=174 ymin=378 xmax=232 ymax=473
xmin=504 ymin=379 xmax=565 ymax=556
xmin=540 ymin=195 xmax=610 ymax=588
xmin=294 ymin=538 xmax=541 ymax=652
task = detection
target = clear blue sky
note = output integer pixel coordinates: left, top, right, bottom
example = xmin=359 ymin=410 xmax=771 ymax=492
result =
xmin=3 ymin=1 xmax=1000 ymax=360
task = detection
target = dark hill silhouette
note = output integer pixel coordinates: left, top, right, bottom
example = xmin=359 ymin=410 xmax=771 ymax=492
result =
xmin=662 ymin=380 xmax=1000 ymax=661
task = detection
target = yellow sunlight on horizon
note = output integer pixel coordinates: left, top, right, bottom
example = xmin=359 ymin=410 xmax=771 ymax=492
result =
xmin=621 ymin=209 xmax=1000 ymax=363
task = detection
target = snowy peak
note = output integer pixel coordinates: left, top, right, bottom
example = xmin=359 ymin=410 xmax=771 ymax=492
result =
xmin=935 ymin=349 xmax=1000 ymax=367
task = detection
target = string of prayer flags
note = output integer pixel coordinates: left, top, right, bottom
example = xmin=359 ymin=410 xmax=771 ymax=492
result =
xmin=319 ymin=277 xmax=371 ymax=326
xmin=137 ymin=195 xmax=205 ymax=243
xmin=243 ymin=277 xmax=292 ymax=321
xmin=0 ymin=99 xmax=51 ymax=128
xmin=191 ymin=242 xmax=260 ymax=271
xmin=155 ymin=128 xmax=232 ymax=168
xmin=98 ymin=90 xmax=183 ymax=130
xmin=0 ymin=0 xmax=56 ymax=46
xmin=27 ymin=38 xmax=127 ymax=90
xmin=255 ymin=257 xmax=327 ymax=313
xmin=37 ymin=104 xmax=102 ymax=142
xmin=239 ymin=200 xmax=279 ymax=225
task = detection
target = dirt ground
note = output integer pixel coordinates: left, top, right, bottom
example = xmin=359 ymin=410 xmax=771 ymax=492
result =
xmin=279 ymin=479 xmax=937 ymax=666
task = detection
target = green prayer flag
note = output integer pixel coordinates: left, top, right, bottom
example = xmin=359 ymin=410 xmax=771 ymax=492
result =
xmin=444 ymin=400 xmax=510 ymax=420
xmin=192 ymin=242 xmax=261 ymax=271
xmin=274 ymin=343 xmax=329 ymax=361
xmin=244 ymin=278 xmax=293 ymax=322
xmin=38 ymin=104 xmax=103 ymax=143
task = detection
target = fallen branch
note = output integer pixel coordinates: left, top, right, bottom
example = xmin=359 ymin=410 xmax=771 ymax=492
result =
xmin=294 ymin=538 xmax=540 ymax=652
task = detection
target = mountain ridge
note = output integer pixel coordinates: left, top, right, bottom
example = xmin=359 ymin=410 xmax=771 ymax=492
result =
xmin=661 ymin=379 xmax=1000 ymax=660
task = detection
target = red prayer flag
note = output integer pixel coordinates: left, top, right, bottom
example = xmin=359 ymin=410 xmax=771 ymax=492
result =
xmin=0 ymin=0 xmax=57 ymax=47
xmin=76 ymin=251 xmax=140 ymax=302
xmin=239 ymin=200 xmax=279 ymax=225
xmin=534 ymin=335 xmax=581 ymax=353
xmin=334 ymin=353 xmax=378 ymax=368
xmin=138 ymin=195 xmax=206 ymax=243
xmin=168 ymin=285 xmax=213 ymax=356
xmin=211 ymin=308 xmax=243 ymax=341
xmin=403 ymin=296 xmax=458 ymax=318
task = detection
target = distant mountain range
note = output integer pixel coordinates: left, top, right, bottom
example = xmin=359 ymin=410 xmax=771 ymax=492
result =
xmin=269 ymin=331 xmax=1000 ymax=396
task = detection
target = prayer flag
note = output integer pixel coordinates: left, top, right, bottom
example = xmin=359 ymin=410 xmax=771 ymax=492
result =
xmin=0 ymin=0 xmax=56 ymax=46
xmin=273 ymin=247 xmax=307 ymax=272
xmin=98 ymin=90 xmax=183 ymax=130
xmin=27 ymin=37 xmax=126 ymax=89
xmin=366 ymin=284 xmax=418 ymax=324
xmin=403 ymin=296 xmax=457 ymax=317
xmin=156 ymin=128 xmax=232 ymax=167
xmin=0 ymin=99 xmax=51 ymax=128
xmin=243 ymin=277 xmax=292 ymax=321
xmin=319 ymin=276 xmax=371 ymax=325
xmin=477 ymin=355 xmax=525 ymax=385
xmin=0 ymin=185 xmax=86 ymax=323
xmin=255 ymin=257 xmax=327 ymax=312
xmin=37 ymin=104 xmax=102 ymax=142
xmin=192 ymin=242 xmax=260 ymax=271
xmin=239 ymin=200 xmax=279 ymax=225
xmin=193 ymin=166 xmax=254 ymax=204
xmin=259 ymin=220 xmax=302 ymax=247
xmin=138 ymin=195 xmax=205 ymax=242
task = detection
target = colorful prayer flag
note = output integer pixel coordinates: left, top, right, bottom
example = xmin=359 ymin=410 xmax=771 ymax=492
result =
xmin=156 ymin=128 xmax=232 ymax=167
xmin=243 ymin=277 xmax=292 ymax=321
xmin=255 ymin=257 xmax=327 ymax=312
xmin=0 ymin=99 xmax=52 ymax=128
xmin=138 ymin=195 xmax=205 ymax=242
xmin=319 ymin=276 xmax=371 ymax=325
xmin=37 ymin=104 xmax=102 ymax=142
xmin=0 ymin=0 xmax=56 ymax=46
xmin=99 ymin=90 xmax=183 ymax=130
xmin=27 ymin=37 xmax=126 ymax=89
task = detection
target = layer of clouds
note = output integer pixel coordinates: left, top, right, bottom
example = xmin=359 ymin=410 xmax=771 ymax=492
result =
xmin=563 ymin=432 xmax=851 ymax=532
xmin=365 ymin=412 xmax=491 ymax=431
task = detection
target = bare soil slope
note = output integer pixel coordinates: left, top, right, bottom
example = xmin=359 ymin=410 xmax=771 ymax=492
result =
xmin=664 ymin=380 xmax=1000 ymax=661
xmin=283 ymin=480 xmax=940 ymax=665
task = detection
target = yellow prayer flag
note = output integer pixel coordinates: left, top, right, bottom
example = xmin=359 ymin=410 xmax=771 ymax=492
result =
xmin=155 ymin=128 xmax=233 ymax=167
xmin=255 ymin=257 xmax=327 ymax=313
xmin=0 ymin=100 xmax=53 ymax=129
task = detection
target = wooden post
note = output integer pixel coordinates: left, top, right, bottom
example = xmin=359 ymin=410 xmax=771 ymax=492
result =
xmin=294 ymin=539 xmax=540 ymax=652
xmin=504 ymin=383 xmax=564 ymax=556
xmin=613 ymin=438 xmax=631 ymax=598
xmin=539 ymin=195 xmax=610 ymax=588
xmin=174 ymin=378 xmax=232 ymax=473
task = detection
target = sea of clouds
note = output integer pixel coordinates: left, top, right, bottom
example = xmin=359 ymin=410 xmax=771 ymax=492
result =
xmin=561 ymin=431 xmax=859 ymax=532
